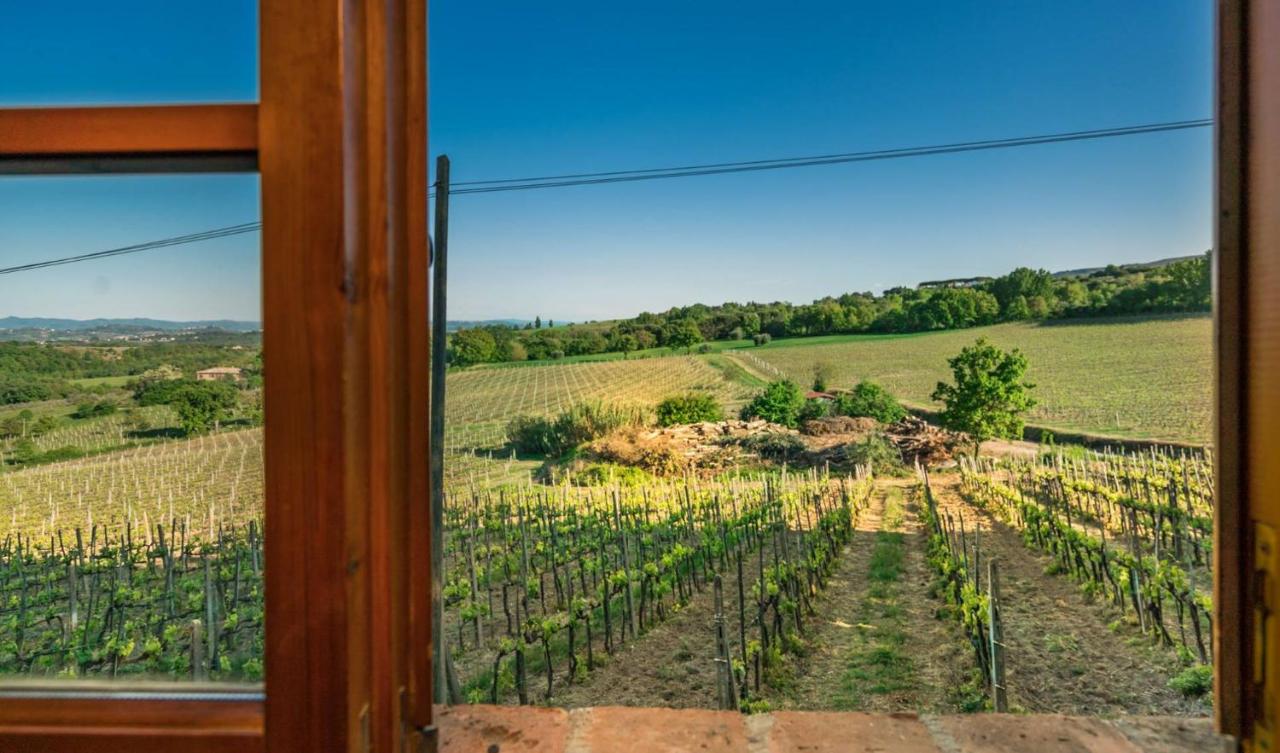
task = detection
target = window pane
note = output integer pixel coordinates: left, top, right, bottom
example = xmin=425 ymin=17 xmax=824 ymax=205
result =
xmin=432 ymin=2 xmax=1215 ymax=725
xmin=0 ymin=175 xmax=263 ymax=684
xmin=0 ymin=2 xmax=256 ymax=106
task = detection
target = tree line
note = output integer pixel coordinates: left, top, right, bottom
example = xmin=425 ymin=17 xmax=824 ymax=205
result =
xmin=449 ymin=254 xmax=1210 ymax=367
xmin=0 ymin=341 xmax=259 ymax=406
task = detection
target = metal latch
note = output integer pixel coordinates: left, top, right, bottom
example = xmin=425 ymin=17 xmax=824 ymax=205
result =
xmin=1253 ymin=522 xmax=1278 ymax=753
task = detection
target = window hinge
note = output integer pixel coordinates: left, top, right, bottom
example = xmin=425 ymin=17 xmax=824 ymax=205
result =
xmin=1250 ymin=522 xmax=1278 ymax=753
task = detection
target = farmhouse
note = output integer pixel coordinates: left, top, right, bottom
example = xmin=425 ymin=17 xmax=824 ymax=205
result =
xmin=196 ymin=366 xmax=244 ymax=382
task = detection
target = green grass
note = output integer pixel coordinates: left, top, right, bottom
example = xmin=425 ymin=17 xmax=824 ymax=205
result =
xmin=742 ymin=314 xmax=1211 ymax=443
xmin=69 ymin=375 xmax=133 ymax=388
xmin=834 ymin=489 xmax=914 ymax=708
xmin=702 ymin=353 xmax=768 ymax=390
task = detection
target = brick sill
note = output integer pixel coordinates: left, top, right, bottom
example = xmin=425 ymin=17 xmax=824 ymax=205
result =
xmin=437 ymin=705 xmax=1225 ymax=753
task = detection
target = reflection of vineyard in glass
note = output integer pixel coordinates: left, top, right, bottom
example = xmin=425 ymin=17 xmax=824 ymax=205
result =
xmin=3 ymin=429 xmax=263 ymax=540
xmin=0 ymin=428 xmax=264 ymax=680
xmin=0 ymin=523 xmax=263 ymax=680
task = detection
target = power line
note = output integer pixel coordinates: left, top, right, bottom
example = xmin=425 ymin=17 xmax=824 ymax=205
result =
xmin=445 ymin=119 xmax=1211 ymax=194
xmin=0 ymin=223 xmax=261 ymax=276
xmin=1 ymin=118 xmax=1211 ymax=275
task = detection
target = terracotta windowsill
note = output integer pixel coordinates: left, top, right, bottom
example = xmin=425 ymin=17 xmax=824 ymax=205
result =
xmin=436 ymin=705 xmax=1225 ymax=753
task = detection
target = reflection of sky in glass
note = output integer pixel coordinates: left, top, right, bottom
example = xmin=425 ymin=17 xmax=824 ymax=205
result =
xmin=0 ymin=1 xmax=256 ymax=106
xmin=0 ymin=176 xmax=261 ymax=321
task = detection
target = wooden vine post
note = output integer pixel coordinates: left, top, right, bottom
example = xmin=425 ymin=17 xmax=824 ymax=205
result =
xmin=987 ymin=559 xmax=1007 ymax=712
xmin=713 ymin=574 xmax=738 ymax=710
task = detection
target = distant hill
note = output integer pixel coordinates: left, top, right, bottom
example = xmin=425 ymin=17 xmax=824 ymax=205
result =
xmin=0 ymin=317 xmax=261 ymax=333
xmin=446 ymin=319 xmax=533 ymax=332
xmin=2 ymin=316 xmax=561 ymax=337
xmin=1051 ymin=253 xmax=1207 ymax=279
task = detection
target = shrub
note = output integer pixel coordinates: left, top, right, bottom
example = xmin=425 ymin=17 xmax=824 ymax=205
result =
xmin=833 ymin=381 xmax=907 ymax=424
xmin=133 ymin=377 xmax=196 ymax=407
xmin=752 ymin=333 xmax=772 ymax=346
xmin=842 ymin=433 xmax=905 ymax=475
xmin=1168 ymin=665 xmax=1212 ymax=698
xmin=656 ymin=393 xmax=724 ymax=426
xmin=507 ymin=415 xmax=560 ymax=455
xmin=71 ymin=400 xmax=118 ymax=420
xmin=798 ymin=397 xmax=829 ymax=423
xmin=812 ymin=361 xmax=834 ymax=392
xmin=738 ymin=432 xmax=805 ymax=462
xmin=0 ymin=379 xmax=54 ymax=406
xmin=555 ymin=401 xmax=647 ymax=446
xmin=508 ymin=401 xmax=648 ymax=457
xmin=740 ymin=380 xmax=805 ymax=427
xmin=172 ymin=381 xmax=240 ymax=435
xmin=569 ymin=463 xmax=651 ymax=487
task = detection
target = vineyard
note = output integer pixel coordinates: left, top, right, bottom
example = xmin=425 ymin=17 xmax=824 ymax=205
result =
xmin=0 ymin=328 xmax=1218 ymax=711
xmin=0 ymin=522 xmax=262 ymax=680
xmin=439 ymin=470 xmax=874 ymax=706
xmin=1 ymin=429 xmax=263 ymax=541
xmin=443 ymin=355 xmax=754 ymax=486
xmin=955 ymin=448 xmax=1214 ymax=667
xmin=742 ymin=316 xmax=1212 ymax=443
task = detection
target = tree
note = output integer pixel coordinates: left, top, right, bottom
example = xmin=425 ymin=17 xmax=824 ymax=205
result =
xmin=834 ymin=380 xmax=907 ymax=424
xmin=506 ymin=341 xmax=528 ymax=362
xmin=172 ymin=381 xmax=240 ymax=436
xmin=665 ymin=321 xmax=704 ymax=352
xmin=798 ymin=397 xmax=829 ymax=422
xmin=1162 ymin=255 xmax=1211 ymax=309
xmin=450 ymin=329 xmax=498 ymax=367
xmin=534 ymin=315 xmax=542 ymax=329
xmin=609 ymin=332 xmax=639 ymax=358
xmin=986 ymin=267 xmax=1054 ymax=318
xmin=931 ymin=339 xmax=1036 ymax=453
xmin=11 ymin=438 xmax=38 ymax=465
xmin=740 ymin=380 xmax=805 ymax=428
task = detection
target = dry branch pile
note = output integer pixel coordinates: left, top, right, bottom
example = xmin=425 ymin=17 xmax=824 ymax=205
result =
xmin=591 ymin=420 xmax=794 ymax=473
xmin=801 ymin=416 xmax=878 ymax=436
xmin=884 ymin=416 xmax=966 ymax=466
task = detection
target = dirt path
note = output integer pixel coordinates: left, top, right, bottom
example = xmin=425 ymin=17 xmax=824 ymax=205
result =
xmin=928 ymin=473 xmax=1210 ymax=716
xmin=772 ymin=480 xmax=977 ymax=713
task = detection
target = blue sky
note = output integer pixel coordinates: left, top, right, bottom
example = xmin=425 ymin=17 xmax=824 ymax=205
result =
xmin=1 ymin=1 xmax=1211 ymax=322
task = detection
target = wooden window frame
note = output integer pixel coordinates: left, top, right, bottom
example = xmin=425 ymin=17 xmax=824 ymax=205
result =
xmin=0 ymin=0 xmax=1275 ymax=751
xmin=0 ymin=1 xmax=432 ymax=752
xmin=1218 ymin=1 xmax=1280 ymax=751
